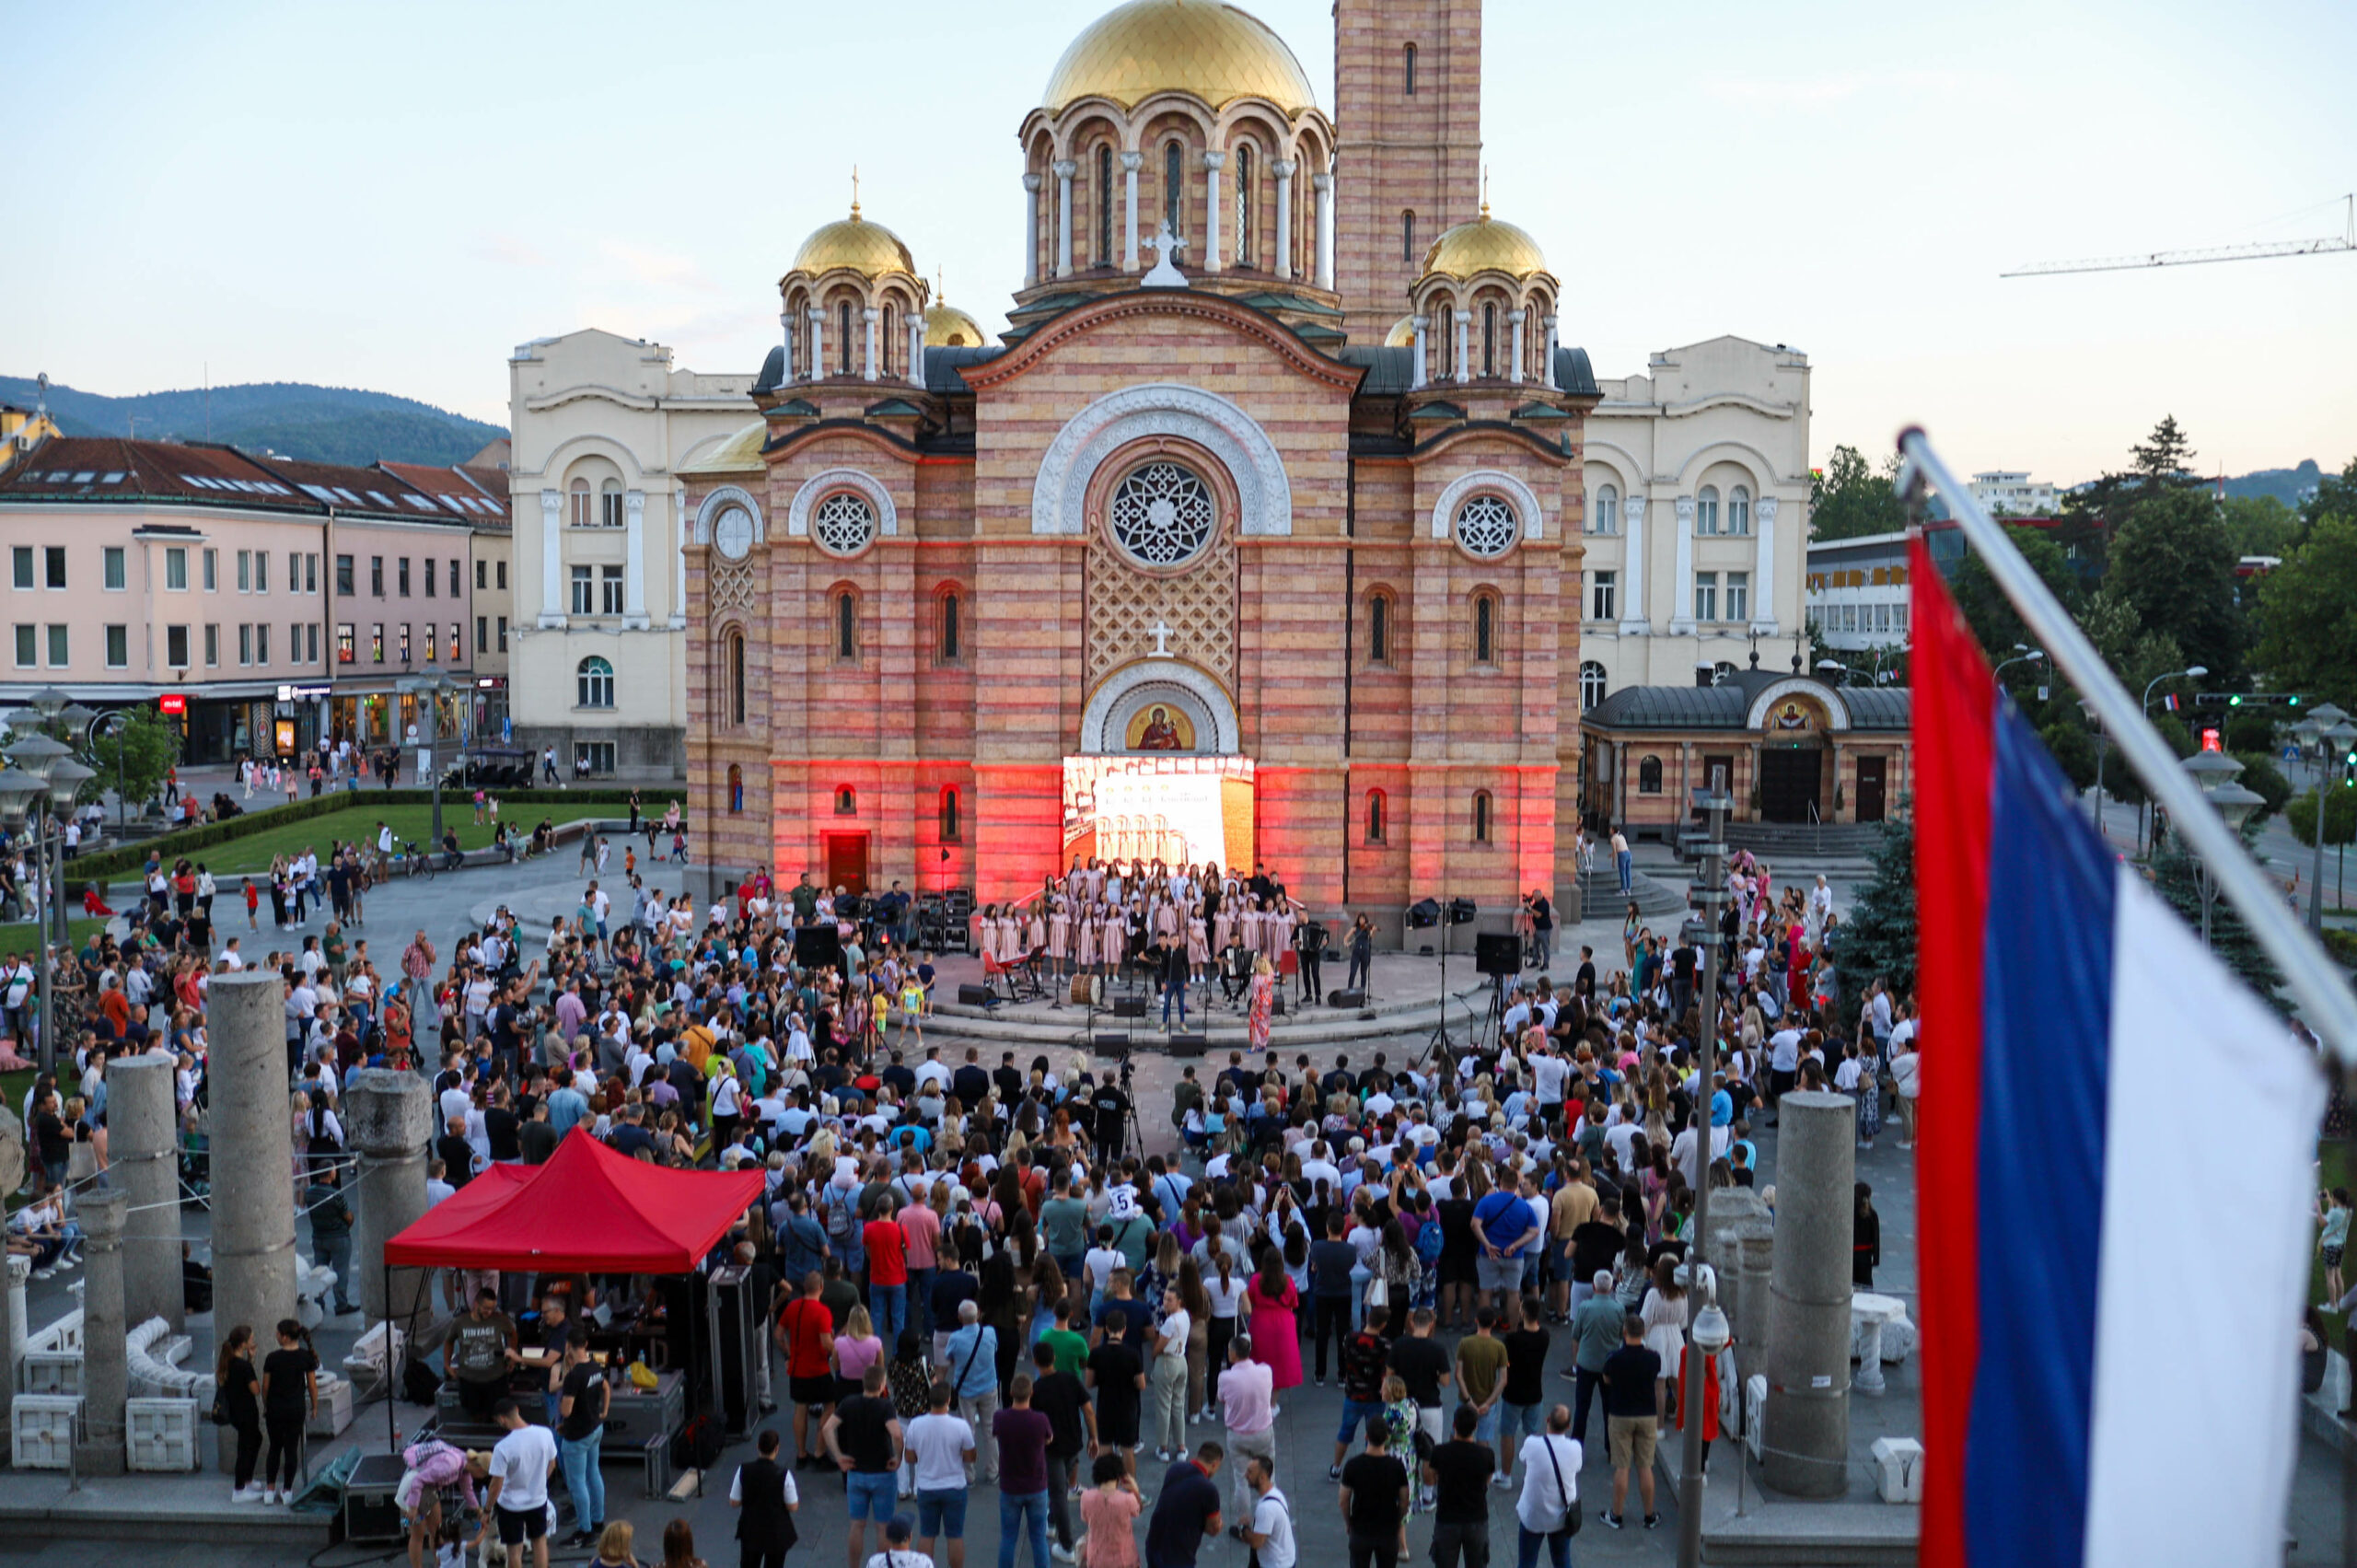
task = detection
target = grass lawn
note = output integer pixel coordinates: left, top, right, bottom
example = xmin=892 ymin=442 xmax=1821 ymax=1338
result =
xmin=110 ymin=797 xmax=632 ymax=878
xmin=0 ymin=917 xmax=117 ymax=954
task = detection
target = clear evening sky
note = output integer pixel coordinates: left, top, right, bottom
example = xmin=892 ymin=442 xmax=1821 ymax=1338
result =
xmin=6 ymin=0 xmax=2351 ymax=482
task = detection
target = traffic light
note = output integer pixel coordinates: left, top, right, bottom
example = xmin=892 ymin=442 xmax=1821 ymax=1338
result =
xmin=2289 ymin=694 xmax=2304 ymax=707
xmin=2228 ymin=694 xmax=2243 ymax=706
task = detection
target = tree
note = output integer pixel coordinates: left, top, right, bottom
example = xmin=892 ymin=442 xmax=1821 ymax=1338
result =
xmin=2056 ymin=414 xmax=2208 ymax=575
xmin=2129 ymin=414 xmax=2200 ymax=485
xmin=2150 ymin=826 xmax=2284 ymax=1009
xmin=1807 ymin=446 xmax=1907 ymax=541
xmin=2038 ymin=718 xmax=2098 ymax=793
xmin=1828 ymin=815 xmax=1915 ymax=1026
xmin=2285 ymin=786 xmax=2357 ymax=911
xmin=2294 ymin=456 xmax=2357 ymax=547
xmin=2221 ymin=494 xmax=2297 ymax=561
xmin=2230 ymin=751 xmax=2291 ymax=822
xmin=2254 ymin=515 xmax=2357 ymax=712
xmin=78 ymin=706 xmax=180 ymax=812
xmin=2106 ymin=487 xmax=2245 ymax=682
xmin=1944 ymin=523 xmax=2079 ymax=664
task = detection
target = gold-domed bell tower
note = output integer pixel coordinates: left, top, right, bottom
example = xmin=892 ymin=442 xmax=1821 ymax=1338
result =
xmin=1332 ymin=0 xmax=1483 ymax=345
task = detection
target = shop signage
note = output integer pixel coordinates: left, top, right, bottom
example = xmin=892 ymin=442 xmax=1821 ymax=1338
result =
xmin=157 ymin=693 xmax=187 ymax=715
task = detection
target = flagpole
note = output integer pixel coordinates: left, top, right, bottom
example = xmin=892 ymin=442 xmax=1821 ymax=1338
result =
xmin=1896 ymin=427 xmax=2357 ymax=1066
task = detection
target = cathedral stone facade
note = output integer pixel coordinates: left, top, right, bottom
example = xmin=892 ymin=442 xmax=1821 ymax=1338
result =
xmin=681 ymin=0 xmax=1618 ymax=923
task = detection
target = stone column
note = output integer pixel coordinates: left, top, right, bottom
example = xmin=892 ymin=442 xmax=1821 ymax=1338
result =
xmin=779 ymin=310 xmax=794 ymax=376
xmin=807 ymin=307 xmax=825 ymax=380
xmin=909 ymin=318 xmax=925 ymax=387
xmin=1543 ymin=315 xmax=1560 ymax=389
xmin=1311 ymin=172 xmax=1333 ymax=289
xmin=1454 ymin=310 xmax=1470 ymax=384
xmin=1120 ymin=151 xmax=1142 ymax=271
xmin=206 ymin=970 xmax=297 ymax=1472
xmin=0 ymin=1245 xmax=15 ymax=1463
xmin=1271 ymin=159 xmax=1295 ymax=280
xmin=1670 ymin=496 xmax=1698 ymax=633
xmin=1052 ymin=160 xmax=1076 ymax=278
xmin=1022 ymin=172 xmax=1043 ymax=286
xmin=1750 ymin=494 xmax=1782 ymax=633
xmin=1201 ymin=150 xmax=1225 ymax=272
xmin=1619 ymin=495 xmax=1651 ymax=635
xmin=536 ymin=490 xmax=564 ymax=627
xmin=345 ymin=1071 xmax=433 ymax=1339
xmin=1702 ymin=1186 xmax=1776 ymax=1367
xmin=1411 ymin=315 xmax=1429 ymax=389
xmin=74 ymin=1188 xmax=128 ymax=1477
xmin=109 ymin=1054 xmax=182 ymax=1333
xmin=670 ymin=486 xmax=689 ymax=631
xmin=1508 ymin=308 xmax=1527 ymax=383
xmin=622 ymin=490 xmax=648 ymax=626
xmin=859 ymin=307 xmax=877 ymax=381
xmin=1762 ymin=1090 xmax=1856 ymax=1498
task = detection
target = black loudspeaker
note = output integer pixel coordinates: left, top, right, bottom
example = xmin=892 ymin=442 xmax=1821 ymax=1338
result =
xmin=1474 ymin=933 xmax=1522 ymax=978
xmin=1405 ymin=897 xmax=1440 ymax=930
xmin=1271 ymin=993 xmax=1285 ymax=1017
xmin=341 ymin=1452 xmax=410 ymax=1543
xmin=793 ymin=926 xmax=842 ymax=969
xmin=1093 ymin=1032 xmax=1132 ymax=1050
xmin=1111 ymin=996 xmax=1147 ymax=1018
xmin=957 ymin=983 xmax=993 ymax=1005
xmin=1447 ymin=898 xmax=1480 ymax=926
xmin=707 ymin=1264 xmax=761 ymax=1437
xmin=1327 ymin=989 xmax=1367 ymax=1008
xmin=1168 ymin=1034 xmax=1207 ymax=1057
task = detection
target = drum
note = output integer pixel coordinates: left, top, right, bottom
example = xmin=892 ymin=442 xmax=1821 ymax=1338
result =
xmin=1071 ymin=974 xmax=1102 ymax=1006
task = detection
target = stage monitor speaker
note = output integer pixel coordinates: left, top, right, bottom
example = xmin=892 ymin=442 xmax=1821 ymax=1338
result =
xmin=1093 ymin=1031 xmax=1132 ymax=1050
xmin=792 ymin=926 xmax=842 ymax=969
xmin=1405 ymin=897 xmax=1440 ymax=930
xmin=342 ymin=1452 xmax=410 ymax=1543
xmin=957 ymin=983 xmax=993 ymax=1006
xmin=1111 ymin=996 xmax=1147 ymax=1018
xmin=1447 ymin=898 xmax=1480 ymax=926
xmin=1270 ymin=992 xmax=1285 ymax=1017
xmin=1474 ymin=933 xmax=1522 ymax=978
xmin=1327 ymin=988 xmax=1367 ymax=1009
xmin=707 ymin=1264 xmax=761 ymax=1437
xmin=1168 ymin=1034 xmax=1207 ymax=1057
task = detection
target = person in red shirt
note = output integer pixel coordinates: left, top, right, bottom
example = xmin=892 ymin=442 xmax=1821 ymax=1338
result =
xmin=775 ymin=1272 xmax=838 ymax=1467
xmin=864 ymin=1203 xmax=910 ymax=1345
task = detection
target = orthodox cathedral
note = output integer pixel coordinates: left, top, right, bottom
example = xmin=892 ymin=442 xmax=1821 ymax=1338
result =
xmin=674 ymin=0 xmax=1841 ymax=924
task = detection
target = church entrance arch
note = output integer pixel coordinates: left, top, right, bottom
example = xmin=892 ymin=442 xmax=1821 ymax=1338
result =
xmin=1078 ymin=660 xmax=1238 ymax=757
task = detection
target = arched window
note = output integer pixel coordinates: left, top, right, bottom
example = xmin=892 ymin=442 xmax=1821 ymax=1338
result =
xmin=834 ymin=591 xmax=857 ymax=661
xmin=1472 ymin=591 xmax=1498 ymax=664
xmin=940 ymin=786 xmax=962 ymax=842
xmin=1482 ymin=302 xmax=1496 ymax=377
xmin=1097 ymin=144 xmax=1114 ymax=266
xmin=1401 ymin=210 xmax=1416 ymax=265
xmin=1580 ymin=660 xmax=1608 ymax=709
xmin=575 ymin=656 xmax=613 ymax=708
xmin=1235 ymin=143 xmax=1254 ymax=266
xmin=1165 ymin=141 xmax=1184 ymax=237
xmin=1638 ymin=756 xmax=1664 ymax=795
xmin=1403 ymin=42 xmax=1417 ymax=95
xmin=1593 ymin=482 xmax=1619 ymax=535
xmin=1367 ymin=590 xmax=1392 ymax=664
xmin=881 ymin=305 xmax=895 ymax=377
xmin=834 ymin=785 xmax=856 ymax=815
xmin=727 ymin=763 xmax=744 ymax=815
xmin=1696 ymin=484 xmax=1720 ymax=535
xmin=726 ymin=630 xmax=747 ymax=725
xmin=599 ymin=478 xmax=624 ymax=528
xmin=1364 ymin=788 xmax=1387 ymax=844
xmin=837 ymin=301 xmax=853 ymax=376
xmin=569 ymin=477 xmax=591 ymax=528
xmin=1471 ymin=789 xmax=1492 ymax=843
xmin=1729 ymin=484 xmax=1752 ymax=535
xmin=938 ymin=590 xmax=962 ymax=663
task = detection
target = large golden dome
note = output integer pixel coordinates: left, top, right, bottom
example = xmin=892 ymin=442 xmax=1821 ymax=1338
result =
xmin=924 ymin=301 xmax=988 ymax=348
xmin=792 ymin=205 xmax=917 ymax=280
xmin=1420 ymin=210 xmax=1550 ymax=282
xmin=1042 ymin=0 xmax=1319 ymax=114
xmin=1385 ymin=315 xmax=1417 ymax=348
xmin=679 ymin=419 xmax=767 ymax=476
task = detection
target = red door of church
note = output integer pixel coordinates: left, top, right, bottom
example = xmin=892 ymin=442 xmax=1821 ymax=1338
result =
xmin=824 ymin=833 xmax=868 ymax=894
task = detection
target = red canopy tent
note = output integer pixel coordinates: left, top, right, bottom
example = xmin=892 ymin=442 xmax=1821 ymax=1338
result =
xmin=385 ymin=1128 xmax=765 ymax=1273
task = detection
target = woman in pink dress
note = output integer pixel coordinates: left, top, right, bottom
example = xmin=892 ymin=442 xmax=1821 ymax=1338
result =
xmin=1185 ymin=912 xmax=1210 ymax=982
xmin=1048 ymin=897 xmax=1073 ymax=983
xmin=1076 ymin=903 xmax=1100 ymax=976
xmin=1264 ymin=900 xmax=1295 ymax=966
xmin=1099 ymin=906 xmax=1126 ymax=981
xmin=1248 ymin=956 xmax=1274 ymax=1051
xmin=1244 ymin=1248 xmax=1302 ymax=1397
xmin=1025 ymin=902 xmax=1048 ymax=961
xmin=1213 ymin=899 xmax=1238 ymax=956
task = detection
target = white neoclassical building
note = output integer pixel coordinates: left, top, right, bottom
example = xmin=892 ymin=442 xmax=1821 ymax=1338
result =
xmin=1575 ymin=335 xmax=1814 ymax=708
xmin=505 ymin=329 xmax=755 ymax=774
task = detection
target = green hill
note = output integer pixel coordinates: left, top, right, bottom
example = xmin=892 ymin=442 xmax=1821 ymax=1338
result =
xmin=0 ymin=376 xmax=505 ymax=468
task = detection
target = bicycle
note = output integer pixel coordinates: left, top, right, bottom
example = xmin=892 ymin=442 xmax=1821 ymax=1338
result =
xmin=399 ymin=841 xmax=437 ymax=882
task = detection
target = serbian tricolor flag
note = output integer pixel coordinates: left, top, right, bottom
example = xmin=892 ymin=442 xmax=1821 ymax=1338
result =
xmin=1911 ymin=535 xmax=2322 ymax=1568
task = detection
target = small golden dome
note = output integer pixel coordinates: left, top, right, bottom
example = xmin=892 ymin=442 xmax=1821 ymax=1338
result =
xmin=679 ymin=419 xmax=767 ymax=476
xmin=1384 ymin=315 xmax=1417 ymax=348
xmin=1420 ymin=209 xmax=1550 ymax=282
xmin=1043 ymin=0 xmax=1319 ymax=113
xmin=924 ymin=301 xmax=988 ymax=348
xmin=792 ymin=204 xmax=917 ymax=281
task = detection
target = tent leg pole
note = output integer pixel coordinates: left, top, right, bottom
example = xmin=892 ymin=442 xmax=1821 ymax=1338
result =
xmin=386 ymin=1254 xmax=397 ymax=1454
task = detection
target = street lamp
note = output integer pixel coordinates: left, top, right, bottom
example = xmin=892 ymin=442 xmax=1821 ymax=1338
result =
xmin=399 ymin=672 xmax=451 ymax=843
xmin=2177 ymin=750 xmax=2265 ymax=949
xmin=1675 ymin=772 xmax=1733 ymax=1568
xmin=0 ymin=738 xmax=94 ymax=1073
xmin=1992 ymin=645 xmax=2045 ymax=690
xmin=2131 ymin=665 xmax=2209 ymax=853
xmin=2293 ymin=705 xmax=2353 ymax=931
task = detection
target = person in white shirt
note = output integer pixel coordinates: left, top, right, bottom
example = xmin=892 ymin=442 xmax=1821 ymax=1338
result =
xmin=483 ymin=1399 xmax=559 ymax=1568
xmin=903 ymin=1384 xmax=977 ymax=1564
xmin=1239 ymin=1456 xmax=1295 ymax=1568
xmin=1514 ymin=1405 xmax=1583 ymax=1555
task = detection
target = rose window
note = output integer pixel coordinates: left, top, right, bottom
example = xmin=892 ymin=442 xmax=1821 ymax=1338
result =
xmin=1109 ymin=461 xmax=1215 ymax=567
xmin=813 ymin=492 xmax=877 ymax=555
xmin=1456 ymin=494 xmax=1519 ymax=557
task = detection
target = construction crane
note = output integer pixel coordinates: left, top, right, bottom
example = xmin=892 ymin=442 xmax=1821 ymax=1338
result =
xmin=2002 ymin=192 xmax=2353 ymax=276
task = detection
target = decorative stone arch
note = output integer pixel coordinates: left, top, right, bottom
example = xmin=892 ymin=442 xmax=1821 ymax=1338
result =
xmin=540 ymin=434 xmax=643 ymax=482
xmin=1079 ymin=659 xmax=1239 ymax=756
xmin=691 ymin=484 xmax=766 ymax=546
xmin=1744 ymin=677 xmax=1852 ymax=733
xmin=1431 ymin=468 xmax=1546 ymax=545
xmin=788 ymin=468 xmax=899 ymax=540
xmin=1671 ymin=439 xmax=1780 ymax=493
xmin=1035 ymin=382 xmax=1291 ymax=538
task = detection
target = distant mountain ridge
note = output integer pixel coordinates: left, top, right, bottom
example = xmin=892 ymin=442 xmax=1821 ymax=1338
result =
xmin=0 ymin=376 xmax=505 ymax=469
xmin=2217 ymin=459 xmax=2325 ymax=508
